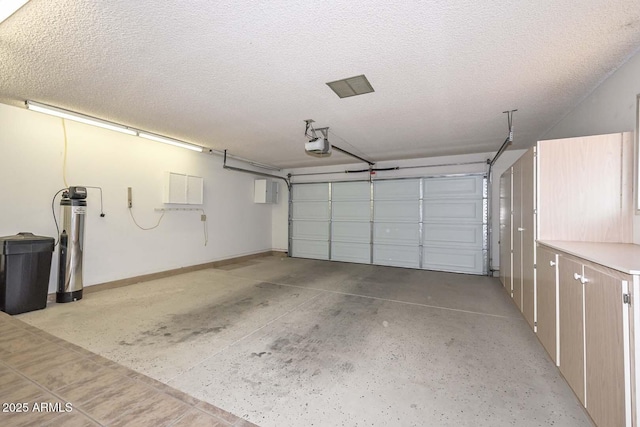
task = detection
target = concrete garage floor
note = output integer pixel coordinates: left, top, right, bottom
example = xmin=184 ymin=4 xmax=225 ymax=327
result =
xmin=18 ymin=256 xmax=592 ymax=427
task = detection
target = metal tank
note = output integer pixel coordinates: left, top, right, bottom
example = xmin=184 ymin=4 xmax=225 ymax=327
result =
xmin=57 ymin=186 xmax=87 ymax=303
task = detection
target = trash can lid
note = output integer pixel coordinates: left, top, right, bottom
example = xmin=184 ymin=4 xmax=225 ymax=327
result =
xmin=0 ymin=232 xmax=55 ymax=255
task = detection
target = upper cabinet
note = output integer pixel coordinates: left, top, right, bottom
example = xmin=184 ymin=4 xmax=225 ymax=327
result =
xmin=537 ymin=132 xmax=634 ymax=243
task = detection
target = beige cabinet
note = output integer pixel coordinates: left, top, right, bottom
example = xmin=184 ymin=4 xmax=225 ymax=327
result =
xmin=535 ymin=245 xmax=558 ymax=364
xmin=537 ymin=132 xmax=634 ymax=243
xmin=583 ymin=265 xmax=629 ymax=427
xmin=499 ymin=132 xmax=636 ymax=427
xmin=511 ymin=157 xmax=523 ymax=309
xmin=499 ymin=132 xmax=633 ymax=318
xmin=499 ymin=148 xmax=535 ymax=327
xmin=557 ymin=255 xmax=586 ymax=405
xmin=499 ymin=170 xmax=512 ymax=293
xmin=520 ymin=149 xmax=535 ymax=329
xmin=537 ymin=243 xmax=634 ymax=427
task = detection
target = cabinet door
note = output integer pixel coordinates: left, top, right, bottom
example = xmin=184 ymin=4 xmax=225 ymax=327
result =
xmin=499 ymin=169 xmax=512 ymax=292
xmin=536 ymin=246 xmax=558 ymax=364
xmin=520 ymin=149 xmax=536 ymax=329
xmin=537 ymin=132 xmax=633 ymax=242
xmin=583 ymin=266 xmax=628 ymax=427
xmin=512 ymin=159 xmax=523 ymax=310
xmin=558 ymin=256 xmax=585 ymax=405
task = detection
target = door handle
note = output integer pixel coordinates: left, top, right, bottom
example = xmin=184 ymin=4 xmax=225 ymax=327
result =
xmin=573 ymin=273 xmax=588 ymax=284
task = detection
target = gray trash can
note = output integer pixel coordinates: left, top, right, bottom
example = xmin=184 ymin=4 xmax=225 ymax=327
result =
xmin=0 ymin=232 xmax=54 ymax=315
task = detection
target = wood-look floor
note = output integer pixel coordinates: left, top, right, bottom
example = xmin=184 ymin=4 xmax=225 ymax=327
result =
xmin=0 ymin=311 xmax=257 ymax=427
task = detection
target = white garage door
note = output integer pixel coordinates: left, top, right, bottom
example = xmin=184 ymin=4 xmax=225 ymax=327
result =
xmin=422 ymin=176 xmax=486 ymax=274
xmin=331 ymin=181 xmax=371 ymax=264
xmin=290 ymin=175 xmax=487 ymax=274
xmin=291 ymin=183 xmax=329 ymax=260
xmin=373 ymin=179 xmax=421 ymax=268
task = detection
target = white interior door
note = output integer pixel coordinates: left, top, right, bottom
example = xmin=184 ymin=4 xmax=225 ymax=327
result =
xmin=372 ymin=179 xmax=421 ymax=268
xmin=330 ymin=181 xmax=371 ymax=264
xmin=291 ymin=183 xmax=329 ymax=259
xmin=422 ymin=176 xmax=486 ymax=274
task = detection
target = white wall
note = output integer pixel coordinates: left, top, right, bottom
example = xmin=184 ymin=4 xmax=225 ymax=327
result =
xmin=272 ymin=149 xmax=527 ymax=272
xmin=0 ymin=103 xmax=273 ymax=293
xmin=543 ymin=49 xmax=640 ymax=244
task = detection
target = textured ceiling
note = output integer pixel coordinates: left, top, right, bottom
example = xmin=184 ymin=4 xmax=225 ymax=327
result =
xmin=1 ymin=0 xmax=640 ymax=168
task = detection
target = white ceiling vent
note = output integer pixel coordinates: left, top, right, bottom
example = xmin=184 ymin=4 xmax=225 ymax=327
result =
xmin=326 ymin=74 xmax=374 ymax=98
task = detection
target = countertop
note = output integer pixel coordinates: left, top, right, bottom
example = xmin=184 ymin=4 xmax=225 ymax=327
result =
xmin=538 ymin=240 xmax=640 ymax=275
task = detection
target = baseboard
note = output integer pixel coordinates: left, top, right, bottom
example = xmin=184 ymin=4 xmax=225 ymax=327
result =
xmin=47 ymin=250 xmax=282 ymax=300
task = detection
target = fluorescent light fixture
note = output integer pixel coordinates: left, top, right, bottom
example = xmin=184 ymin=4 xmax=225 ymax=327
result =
xmin=26 ymin=100 xmax=137 ymax=136
xmin=0 ymin=0 xmax=29 ymax=24
xmin=26 ymin=100 xmax=204 ymax=153
xmin=138 ymin=132 xmax=203 ymax=152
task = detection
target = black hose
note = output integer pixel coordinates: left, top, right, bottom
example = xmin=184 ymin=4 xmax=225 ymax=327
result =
xmin=51 ymin=188 xmax=67 ymax=246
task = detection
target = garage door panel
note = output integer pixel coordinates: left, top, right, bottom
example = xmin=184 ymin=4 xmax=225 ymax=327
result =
xmin=293 ymin=201 xmax=329 ymax=220
xmin=423 ymin=199 xmax=483 ymax=223
xmin=331 ymin=242 xmax=370 ymax=264
xmin=373 ymin=222 xmax=420 ymax=245
xmin=423 ymin=223 xmax=484 ymax=249
xmin=332 ymin=221 xmax=370 ymax=243
xmin=292 ymin=184 xmax=329 ymax=201
xmin=292 ymin=240 xmax=329 ymax=260
xmin=374 ymin=200 xmax=420 ymax=222
xmin=332 ymin=182 xmax=370 ymax=201
xmin=292 ymin=221 xmax=329 ymax=240
xmin=332 ymin=201 xmax=371 ymax=221
xmin=422 ymin=247 xmax=484 ymax=274
xmin=374 ymin=179 xmax=420 ymax=200
xmin=423 ymin=176 xmax=484 ymax=199
xmin=373 ymin=245 xmax=420 ymax=268
xmin=291 ymin=175 xmax=486 ymax=275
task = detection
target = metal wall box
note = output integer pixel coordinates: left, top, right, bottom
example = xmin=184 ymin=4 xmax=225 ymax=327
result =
xmin=254 ymin=179 xmax=278 ymax=204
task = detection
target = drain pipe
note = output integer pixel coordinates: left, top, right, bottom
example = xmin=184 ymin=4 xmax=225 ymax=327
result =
xmin=486 ymin=110 xmax=517 ymax=276
xmin=222 ymin=150 xmax=291 ymax=190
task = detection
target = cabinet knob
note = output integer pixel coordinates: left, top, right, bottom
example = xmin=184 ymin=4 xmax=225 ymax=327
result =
xmin=517 ymin=227 xmax=525 ymax=232
xmin=573 ymin=273 xmax=581 ymax=281
xmin=580 ymin=277 xmax=589 ymax=285
xmin=549 ymin=260 xmax=556 ymax=267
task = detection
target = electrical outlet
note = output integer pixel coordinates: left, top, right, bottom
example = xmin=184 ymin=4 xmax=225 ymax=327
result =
xmin=201 ymin=214 xmax=206 ymax=221
xmin=127 ymin=187 xmax=132 ymax=208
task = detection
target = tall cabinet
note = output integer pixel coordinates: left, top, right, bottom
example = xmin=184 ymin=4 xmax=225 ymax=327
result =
xmin=499 ymin=169 xmax=512 ymax=294
xmin=499 ymin=132 xmax=635 ymax=427
xmin=500 ymin=148 xmax=536 ymax=328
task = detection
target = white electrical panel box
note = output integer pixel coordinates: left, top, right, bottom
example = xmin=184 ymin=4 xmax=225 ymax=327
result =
xmin=254 ymin=179 xmax=278 ymax=204
xmin=163 ymin=172 xmax=204 ymax=204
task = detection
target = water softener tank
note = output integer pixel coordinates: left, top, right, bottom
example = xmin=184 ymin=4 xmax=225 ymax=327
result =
xmin=57 ymin=186 xmax=87 ymax=303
